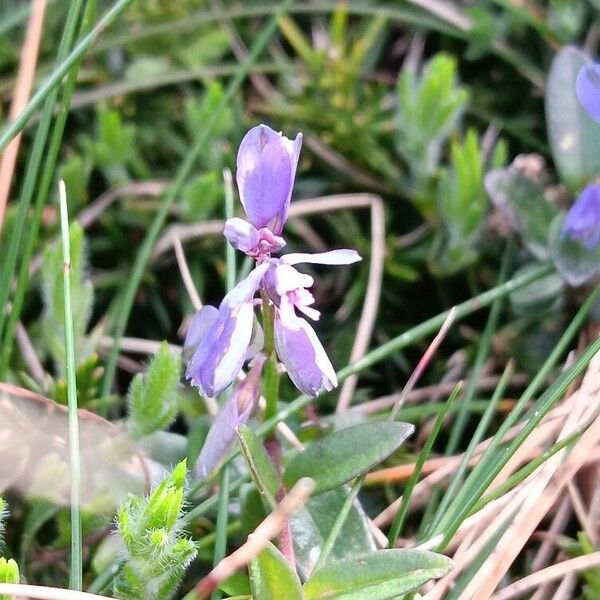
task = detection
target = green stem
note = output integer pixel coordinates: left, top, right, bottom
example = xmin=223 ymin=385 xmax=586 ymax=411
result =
xmin=59 ymin=182 xmax=82 ymax=590
xmin=100 ymin=0 xmax=294 ymax=400
xmin=261 ymin=295 xmax=279 ymax=421
xmin=210 ymin=469 xmax=229 ymax=600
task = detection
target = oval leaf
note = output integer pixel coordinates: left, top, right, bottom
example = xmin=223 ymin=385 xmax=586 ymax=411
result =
xmin=249 ymin=542 xmax=304 ymax=600
xmin=303 ymin=549 xmax=452 ymax=600
xmin=545 ymin=46 xmax=600 ymax=192
xmin=283 ymin=422 xmax=414 ymax=494
xmin=290 ymin=487 xmax=377 ymax=578
xmin=485 ymin=169 xmax=556 ymax=260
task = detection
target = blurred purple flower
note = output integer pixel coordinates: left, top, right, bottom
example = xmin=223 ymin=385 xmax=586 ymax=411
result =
xmin=195 ymin=355 xmax=265 ymax=478
xmin=562 ymin=183 xmax=600 ymax=249
xmin=576 ymin=63 xmax=600 ymax=123
xmin=236 ymin=124 xmax=302 ymax=236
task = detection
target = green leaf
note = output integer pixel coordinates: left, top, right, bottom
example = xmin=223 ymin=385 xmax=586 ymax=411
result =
xmin=0 ymin=557 xmax=19 ymax=599
xmin=485 ymin=168 xmax=557 ymax=260
xmin=283 ymin=422 xmax=414 ymax=494
xmin=509 ymin=263 xmax=565 ymax=316
xmin=237 ymin=424 xmax=280 ymax=505
xmin=431 ymin=128 xmax=487 ymax=274
xmin=545 ymin=46 xmax=600 ymax=192
xmin=397 ymin=52 xmax=469 ymax=191
xmin=303 ymin=549 xmax=452 ymax=600
xmin=249 ymin=542 xmax=304 ymax=600
xmin=240 ymin=485 xmax=268 ymax=536
xmin=127 ymin=341 xmax=181 ymax=439
xmin=219 ymin=571 xmax=251 ymax=597
xmin=290 ymin=487 xmax=376 ymax=578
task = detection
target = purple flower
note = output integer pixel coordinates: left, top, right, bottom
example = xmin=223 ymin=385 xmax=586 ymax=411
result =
xmin=562 ymin=183 xmax=600 ymax=249
xmin=576 ymin=63 xmax=600 ymax=123
xmin=186 ymin=263 xmax=268 ymax=397
xmin=236 ymin=124 xmax=302 ymax=236
xmin=186 ymin=124 xmax=361 ymax=398
xmin=195 ymin=355 xmax=265 ymax=478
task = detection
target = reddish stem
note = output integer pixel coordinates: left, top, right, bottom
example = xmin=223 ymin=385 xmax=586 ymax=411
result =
xmin=264 ymin=437 xmax=297 ymax=566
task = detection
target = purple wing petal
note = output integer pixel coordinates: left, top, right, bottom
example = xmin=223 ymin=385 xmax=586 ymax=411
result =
xmin=274 ymin=300 xmax=337 ymax=397
xmin=576 ymin=63 xmax=600 ymax=123
xmin=281 ymin=249 xmax=362 ymax=266
xmin=183 ymin=305 xmax=219 ymax=349
xmin=236 ymin=125 xmax=302 ymax=234
xmin=222 ymin=262 xmax=269 ymax=308
xmin=186 ymin=264 xmax=268 ymax=397
xmin=185 ymin=302 xmax=254 ymax=398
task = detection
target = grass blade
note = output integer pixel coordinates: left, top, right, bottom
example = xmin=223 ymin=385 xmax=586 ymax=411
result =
xmin=59 ymin=180 xmax=82 ymax=590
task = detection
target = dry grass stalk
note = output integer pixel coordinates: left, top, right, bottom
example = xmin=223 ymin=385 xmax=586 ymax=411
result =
xmin=490 ymin=551 xmax=600 ymax=600
xmin=0 ymin=0 xmax=47 ymax=233
xmin=454 ymin=351 xmax=600 ymax=599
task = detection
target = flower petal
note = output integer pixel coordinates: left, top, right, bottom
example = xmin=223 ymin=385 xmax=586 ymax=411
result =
xmin=182 ymin=305 xmax=220 ymax=362
xmin=236 ymin=124 xmax=302 ymax=234
xmin=281 ymin=249 xmax=362 ymax=266
xmin=274 ymin=299 xmax=337 ymax=397
xmin=222 ymin=262 xmax=270 ymax=308
xmin=186 ymin=263 xmax=268 ymax=397
xmin=195 ymin=355 xmax=265 ymax=478
xmin=185 ymin=302 xmax=254 ymax=398
xmin=223 ymin=217 xmax=260 ymax=254
xmin=562 ymin=183 xmax=600 ymax=249
xmin=576 ymin=63 xmax=600 ymax=123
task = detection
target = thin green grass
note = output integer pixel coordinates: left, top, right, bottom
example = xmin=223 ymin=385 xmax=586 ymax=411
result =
xmin=0 ymin=0 xmax=134 ymax=152
xmin=0 ymin=0 xmax=90 ymax=375
xmin=0 ymin=0 xmax=100 ymax=379
xmin=58 ymin=180 xmax=82 ymax=590
xmin=427 ymin=361 xmax=514 ymax=537
xmin=388 ymin=383 xmax=462 ymax=548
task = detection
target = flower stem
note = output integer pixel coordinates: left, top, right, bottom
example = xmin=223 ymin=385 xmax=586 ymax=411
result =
xmin=261 ymin=293 xmax=279 ymax=421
